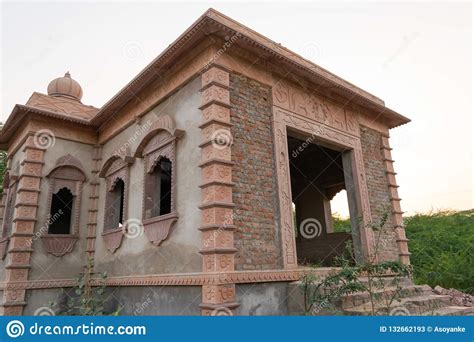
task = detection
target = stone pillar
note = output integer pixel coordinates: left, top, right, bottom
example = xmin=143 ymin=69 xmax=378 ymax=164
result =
xmin=295 ymin=185 xmax=328 ymax=235
xmin=85 ymin=146 xmax=102 ymax=271
xmin=0 ymin=136 xmax=45 ymax=315
xmin=198 ymin=65 xmax=238 ymax=315
xmin=381 ymin=135 xmax=410 ymax=264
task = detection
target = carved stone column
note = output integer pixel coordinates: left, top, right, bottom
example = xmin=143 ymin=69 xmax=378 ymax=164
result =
xmin=0 ymin=136 xmax=45 ymax=315
xmin=198 ymin=65 xmax=238 ymax=315
xmin=381 ymin=135 xmax=410 ymax=264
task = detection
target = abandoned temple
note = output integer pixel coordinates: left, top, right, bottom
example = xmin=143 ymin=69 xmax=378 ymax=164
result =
xmin=0 ymin=9 xmax=419 ymax=316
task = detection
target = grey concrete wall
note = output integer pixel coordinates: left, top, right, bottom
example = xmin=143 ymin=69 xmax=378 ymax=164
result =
xmin=24 ymin=288 xmax=62 ymax=315
xmin=94 ymin=76 xmax=202 ymax=276
xmin=106 ymin=286 xmax=201 ymax=315
xmin=235 ymin=283 xmax=288 ymax=315
xmin=29 ymin=138 xmax=95 ymax=280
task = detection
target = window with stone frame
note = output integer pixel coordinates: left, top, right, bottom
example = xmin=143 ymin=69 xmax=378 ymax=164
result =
xmin=42 ymin=155 xmax=86 ymax=257
xmin=144 ymin=157 xmax=172 ymax=219
xmin=137 ymin=126 xmax=181 ymax=246
xmin=100 ymin=156 xmax=130 ymax=253
xmin=105 ymin=178 xmax=125 ymax=230
xmin=48 ymin=187 xmax=74 ymax=234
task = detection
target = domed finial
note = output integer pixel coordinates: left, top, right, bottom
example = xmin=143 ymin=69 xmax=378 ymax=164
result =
xmin=47 ymin=72 xmax=83 ymax=101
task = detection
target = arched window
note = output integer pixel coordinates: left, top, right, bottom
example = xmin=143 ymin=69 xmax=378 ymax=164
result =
xmin=135 ymin=115 xmax=183 ymax=246
xmin=107 ymin=178 xmax=125 ymax=230
xmin=99 ymin=156 xmax=130 ymax=253
xmin=42 ymin=155 xmax=86 ymax=257
xmin=48 ymin=187 xmax=74 ymax=234
xmin=144 ymin=158 xmax=172 ymax=219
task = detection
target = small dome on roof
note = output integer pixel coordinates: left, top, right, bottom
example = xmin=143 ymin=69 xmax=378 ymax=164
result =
xmin=47 ymin=72 xmax=83 ymax=101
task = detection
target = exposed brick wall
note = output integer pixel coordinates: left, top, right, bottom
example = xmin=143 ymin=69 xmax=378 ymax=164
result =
xmin=230 ymin=73 xmax=281 ymax=270
xmin=360 ymin=126 xmax=399 ymax=261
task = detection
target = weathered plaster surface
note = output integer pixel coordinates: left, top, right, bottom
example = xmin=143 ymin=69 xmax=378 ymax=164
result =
xmin=29 ymin=138 xmax=94 ymax=280
xmin=95 ymin=77 xmax=202 ymax=276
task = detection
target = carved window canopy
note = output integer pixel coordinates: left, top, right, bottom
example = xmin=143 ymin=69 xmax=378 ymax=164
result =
xmin=42 ymin=155 xmax=86 ymax=257
xmin=135 ymin=115 xmax=184 ymax=246
xmin=99 ymin=155 xmax=132 ymax=253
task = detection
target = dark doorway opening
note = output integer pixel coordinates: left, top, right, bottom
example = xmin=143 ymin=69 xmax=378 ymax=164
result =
xmin=287 ymin=133 xmax=356 ymax=266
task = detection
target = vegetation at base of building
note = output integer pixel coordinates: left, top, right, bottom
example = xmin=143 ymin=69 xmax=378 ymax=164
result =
xmin=300 ymin=209 xmax=412 ymax=315
xmin=331 ymin=209 xmax=474 ymax=295
xmin=51 ymin=260 xmax=121 ymax=316
xmin=405 ymin=210 xmax=474 ymax=294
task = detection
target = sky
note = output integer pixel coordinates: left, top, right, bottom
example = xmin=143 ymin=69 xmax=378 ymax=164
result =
xmin=0 ymin=1 xmax=472 ymax=216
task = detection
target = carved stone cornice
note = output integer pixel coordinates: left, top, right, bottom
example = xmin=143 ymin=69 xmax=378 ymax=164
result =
xmin=0 ymin=268 xmax=340 ymax=290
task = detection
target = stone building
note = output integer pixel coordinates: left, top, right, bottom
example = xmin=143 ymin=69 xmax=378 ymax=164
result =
xmin=0 ymin=9 xmax=411 ymax=315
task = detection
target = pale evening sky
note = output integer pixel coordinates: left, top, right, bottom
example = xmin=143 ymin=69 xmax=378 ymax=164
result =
xmin=0 ymin=1 xmax=472 ymax=217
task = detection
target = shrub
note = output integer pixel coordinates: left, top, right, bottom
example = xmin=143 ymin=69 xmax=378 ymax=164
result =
xmin=405 ymin=210 xmax=474 ymax=294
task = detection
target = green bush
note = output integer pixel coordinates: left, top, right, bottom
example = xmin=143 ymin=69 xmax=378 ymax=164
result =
xmin=405 ymin=210 xmax=474 ymax=294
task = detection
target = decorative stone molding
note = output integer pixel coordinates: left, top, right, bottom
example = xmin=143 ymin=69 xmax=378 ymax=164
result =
xmin=380 ymin=134 xmax=410 ymax=265
xmin=101 ymin=228 xmax=124 ymax=254
xmin=0 ymin=268 xmax=340 ymax=290
xmin=85 ymin=146 xmax=102 ymax=268
xmin=198 ymin=65 xmax=238 ymax=315
xmin=41 ymin=155 xmax=86 ymax=257
xmin=143 ymin=212 xmax=178 ymax=246
xmin=99 ymin=156 xmax=131 ymax=253
xmin=41 ymin=235 xmax=79 ymax=257
xmin=1 ymin=136 xmax=45 ymax=315
xmin=135 ymin=115 xmax=184 ymax=246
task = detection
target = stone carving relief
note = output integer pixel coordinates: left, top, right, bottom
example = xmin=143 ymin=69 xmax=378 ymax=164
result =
xmin=273 ymin=80 xmax=359 ymax=136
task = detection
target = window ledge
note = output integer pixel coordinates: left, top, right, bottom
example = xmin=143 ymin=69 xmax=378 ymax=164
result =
xmin=41 ymin=234 xmax=79 ymax=257
xmin=143 ymin=212 xmax=178 ymax=246
xmin=101 ymin=227 xmax=124 ymax=253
